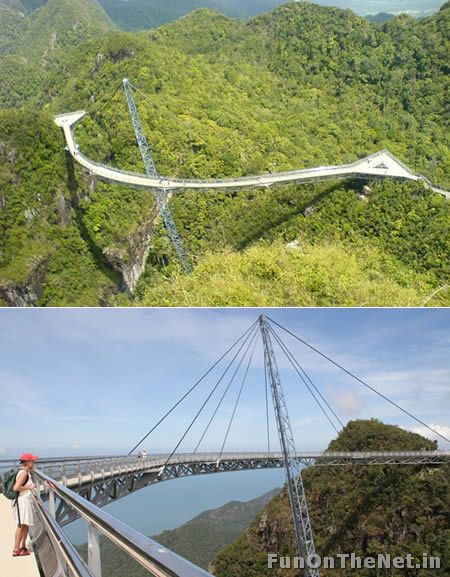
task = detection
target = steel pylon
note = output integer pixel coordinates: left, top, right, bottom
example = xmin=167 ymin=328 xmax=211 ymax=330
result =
xmin=259 ymin=316 xmax=320 ymax=577
xmin=123 ymin=79 xmax=192 ymax=273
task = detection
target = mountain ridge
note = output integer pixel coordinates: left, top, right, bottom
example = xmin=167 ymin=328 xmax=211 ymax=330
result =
xmin=0 ymin=0 xmax=115 ymax=60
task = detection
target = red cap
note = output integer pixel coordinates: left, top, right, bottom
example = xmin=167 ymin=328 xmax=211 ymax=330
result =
xmin=19 ymin=453 xmax=38 ymax=462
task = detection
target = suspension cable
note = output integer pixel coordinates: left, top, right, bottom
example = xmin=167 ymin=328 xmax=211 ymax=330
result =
xmin=161 ymin=324 xmax=260 ymax=468
xmin=129 ymin=82 xmax=158 ymax=108
xmin=267 ymin=317 xmax=449 ymax=443
xmin=218 ymin=333 xmax=260 ymax=460
xmin=128 ymin=320 xmax=259 ymax=454
xmin=194 ymin=329 xmax=259 ymax=454
xmin=268 ymin=324 xmax=342 ymax=435
xmin=268 ymin=323 xmax=344 ymax=429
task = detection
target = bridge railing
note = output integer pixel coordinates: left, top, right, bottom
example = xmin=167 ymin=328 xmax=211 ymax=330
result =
xmin=3 ymin=450 xmax=448 ymax=483
xmin=34 ymin=469 xmax=212 ymax=577
xmin=31 ymin=489 xmax=94 ymax=577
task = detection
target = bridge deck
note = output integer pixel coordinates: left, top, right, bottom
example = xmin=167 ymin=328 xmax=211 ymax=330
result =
xmin=36 ymin=450 xmax=450 ymax=491
xmin=54 ymin=111 xmax=449 ymax=199
xmin=0 ymin=495 xmax=40 ymax=577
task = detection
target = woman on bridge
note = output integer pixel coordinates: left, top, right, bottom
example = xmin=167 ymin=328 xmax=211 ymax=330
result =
xmin=12 ymin=453 xmax=37 ymax=557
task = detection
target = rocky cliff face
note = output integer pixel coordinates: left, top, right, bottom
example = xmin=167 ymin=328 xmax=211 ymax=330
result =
xmin=0 ymin=109 xmax=164 ymax=305
xmin=103 ymin=206 xmax=158 ymax=294
xmin=0 ymin=254 xmax=50 ymax=306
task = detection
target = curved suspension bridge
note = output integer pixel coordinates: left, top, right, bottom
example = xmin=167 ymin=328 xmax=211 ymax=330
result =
xmin=1 ymin=316 xmax=449 ymax=577
xmin=32 ymin=450 xmax=450 ymax=523
xmin=55 ymin=110 xmax=449 ymax=198
xmin=54 ymin=80 xmax=449 ymax=272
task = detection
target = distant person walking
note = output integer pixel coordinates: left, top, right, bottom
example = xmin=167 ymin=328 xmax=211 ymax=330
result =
xmin=12 ymin=453 xmax=38 ymax=557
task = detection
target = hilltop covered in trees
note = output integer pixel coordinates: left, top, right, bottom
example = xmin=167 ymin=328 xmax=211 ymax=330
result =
xmin=211 ymin=420 xmax=449 ymax=576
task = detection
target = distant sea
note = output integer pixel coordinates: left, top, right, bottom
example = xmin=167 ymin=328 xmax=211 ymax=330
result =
xmin=316 ymin=0 xmax=442 ymax=17
xmin=64 ymin=469 xmax=285 ymax=545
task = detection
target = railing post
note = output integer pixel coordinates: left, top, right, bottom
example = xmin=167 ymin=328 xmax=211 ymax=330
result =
xmin=35 ymin=474 xmax=41 ymax=501
xmin=48 ymin=487 xmax=56 ymax=518
xmin=88 ymin=523 xmax=102 ymax=577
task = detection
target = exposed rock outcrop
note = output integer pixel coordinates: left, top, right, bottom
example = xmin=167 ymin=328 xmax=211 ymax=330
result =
xmin=0 ymin=255 xmax=50 ymax=306
xmin=103 ymin=206 xmax=158 ymax=293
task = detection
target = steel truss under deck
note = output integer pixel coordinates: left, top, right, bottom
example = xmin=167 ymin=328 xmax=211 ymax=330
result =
xmin=34 ymin=450 xmax=449 ymax=527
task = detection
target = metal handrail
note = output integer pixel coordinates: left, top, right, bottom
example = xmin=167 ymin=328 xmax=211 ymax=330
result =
xmin=2 ymin=449 xmax=447 ymax=466
xmin=3 ymin=450 xmax=448 ymax=477
xmin=0 ymin=455 xmax=129 ymax=465
xmin=35 ymin=470 xmax=212 ymax=577
xmin=32 ymin=492 xmax=95 ymax=577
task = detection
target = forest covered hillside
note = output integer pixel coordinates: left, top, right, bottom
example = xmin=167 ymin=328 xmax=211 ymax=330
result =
xmin=211 ymin=420 xmax=449 ymax=577
xmin=98 ymin=0 xmax=284 ymax=30
xmin=0 ymin=0 xmax=114 ymax=60
xmin=0 ymin=1 xmax=448 ymax=306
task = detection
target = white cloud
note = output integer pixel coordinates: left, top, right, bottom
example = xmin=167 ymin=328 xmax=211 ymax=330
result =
xmin=356 ymin=368 xmax=450 ymax=399
xmin=407 ymin=424 xmax=450 ymax=446
xmin=330 ymin=390 xmax=364 ymax=417
xmin=0 ymin=447 xmax=7 ymax=454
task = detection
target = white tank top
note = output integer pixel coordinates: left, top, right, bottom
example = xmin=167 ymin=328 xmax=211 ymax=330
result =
xmin=16 ymin=470 xmax=32 ymax=498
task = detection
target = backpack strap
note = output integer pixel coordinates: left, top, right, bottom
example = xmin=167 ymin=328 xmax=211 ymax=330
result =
xmin=13 ymin=471 xmax=29 ymax=508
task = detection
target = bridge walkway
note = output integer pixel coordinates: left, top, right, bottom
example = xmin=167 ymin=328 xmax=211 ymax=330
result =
xmin=0 ymin=495 xmax=40 ymax=577
xmin=54 ymin=111 xmax=450 ymax=199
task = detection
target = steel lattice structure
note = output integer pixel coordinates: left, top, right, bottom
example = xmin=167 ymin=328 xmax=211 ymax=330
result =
xmin=259 ymin=316 xmax=320 ymax=577
xmin=122 ymin=79 xmax=192 ymax=272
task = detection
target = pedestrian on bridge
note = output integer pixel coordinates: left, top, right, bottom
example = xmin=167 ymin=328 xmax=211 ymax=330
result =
xmin=12 ymin=453 xmax=37 ymax=557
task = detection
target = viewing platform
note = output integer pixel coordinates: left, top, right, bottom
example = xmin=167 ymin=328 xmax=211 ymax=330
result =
xmin=0 ymin=495 xmax=40 ymax=577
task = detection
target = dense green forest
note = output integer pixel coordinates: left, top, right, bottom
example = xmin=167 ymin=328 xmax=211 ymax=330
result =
xmin=0 ymin=1 xmax=449 ymax=306
xmin=211 ymin=420 xmax=449 ymax=577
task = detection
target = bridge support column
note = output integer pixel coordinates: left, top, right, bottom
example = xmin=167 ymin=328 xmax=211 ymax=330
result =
xmin=122 ymin=79 xmax=192 ymax=273
xmin=259 ymin=316 xmax=319 ymax=577
xmin=88 ymin=523 xmax=102 ymax=577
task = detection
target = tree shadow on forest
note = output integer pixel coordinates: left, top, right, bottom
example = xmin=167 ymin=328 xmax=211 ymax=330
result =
xmin=233 ymin=179 xmax=357 ymax=252
xmin=65 ymin=152 xmax=122 ymax=287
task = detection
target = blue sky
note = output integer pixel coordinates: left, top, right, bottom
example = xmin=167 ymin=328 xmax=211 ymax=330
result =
xmin=1 ymin=308 xmax=449 ymax=458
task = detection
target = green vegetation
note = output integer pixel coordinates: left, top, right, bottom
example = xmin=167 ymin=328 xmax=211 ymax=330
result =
xmin=136 ymin=241 xmax=436 ymax=307
xmin=212 ymin=420 xmax=449 ymax=577
xmin=366 ymin=12 xmax=395 ymax=23
xmin=0 ymin=0 xmax=115 ymax=107
xmin=0 ymin=5 xmax=28 ymax=54
xmin=0 ymin=1 xmax=448 ymax=305
xmin=18 ymin=0 xmax=114 ymax=61
xmin=1 ymin=0 xmax=114 ymax=60
xmin=98 ymin=0 xmax=284 ymax=31
xmin=0 ymin=109 xmax=118 ymax=305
